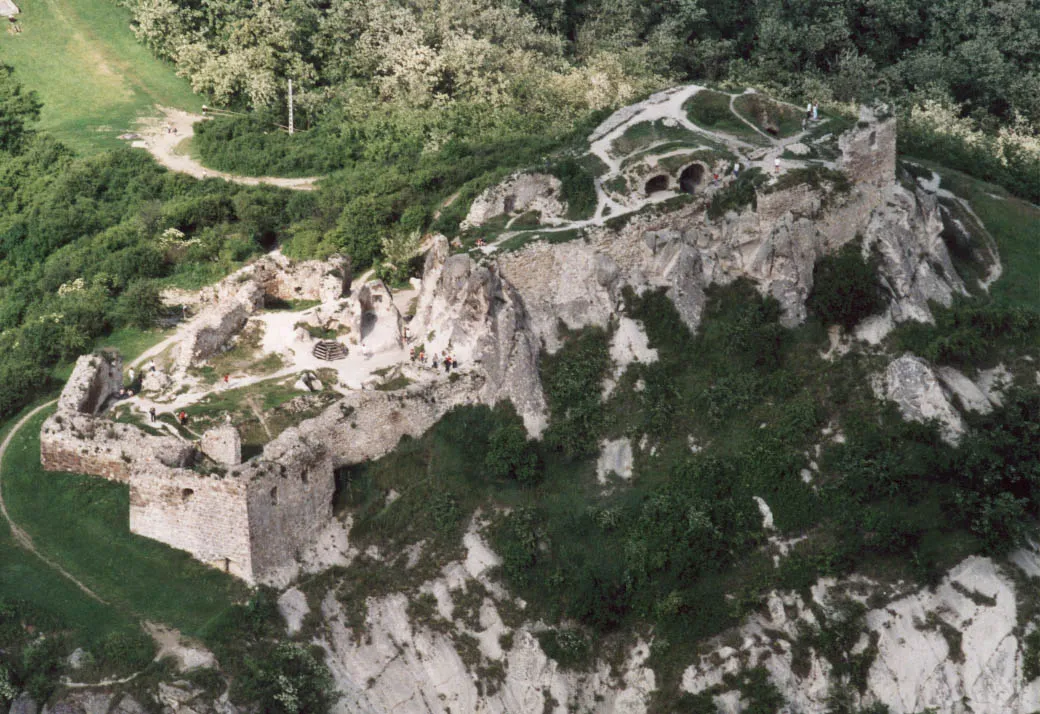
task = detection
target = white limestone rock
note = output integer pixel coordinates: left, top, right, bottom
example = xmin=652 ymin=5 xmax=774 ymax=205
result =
xmin=938 ymin=366 xmax=993 ymax=413
xmin=278 ymin=587 xmax=310 ymax=636
xmin=462 ymin=172 xmax=566 ymax=229
xmin=875 ymin=354 xmax=964 ymax=443
xmin=596 ymin=438 xmax=634 ymax=484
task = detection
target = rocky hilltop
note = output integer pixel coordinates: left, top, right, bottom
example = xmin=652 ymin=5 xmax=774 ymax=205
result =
xmin=30 ymin=86 xmax=1038 ymax=714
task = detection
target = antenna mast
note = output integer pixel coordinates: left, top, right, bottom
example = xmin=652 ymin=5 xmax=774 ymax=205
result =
xmin=288 ymin=79 xmax=294 ymax=136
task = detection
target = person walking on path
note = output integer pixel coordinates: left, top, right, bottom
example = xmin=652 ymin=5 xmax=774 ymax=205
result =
xmin=178 ymin=410 xmax=188 ymax=426
xmin=149 ymin=407 xmax=156 ymax=422
xmin=774 ymin=157 xmax=781 ymax=174
xmin=812 ymin=102 xmax=819 ymax=121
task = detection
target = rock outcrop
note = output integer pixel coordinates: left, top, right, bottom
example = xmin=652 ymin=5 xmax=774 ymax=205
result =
xmin=681 ymin=555 xmax=1040 ymax=714
xmin=412 ymin=237 xmax=548 ymax=434
xmin=874 ymin=354 xmax=965 ymax=443
xmin=462 ymin=172 xmax=566 ymax=229
xmin=496 ymin=112 xmax=962 ymax=350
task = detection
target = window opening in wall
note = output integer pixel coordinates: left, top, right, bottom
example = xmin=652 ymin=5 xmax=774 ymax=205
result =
xmin=869 ymin=131 xmax=877 ymax=150
xmin=270 ymin=486 xmax=278 ymax=505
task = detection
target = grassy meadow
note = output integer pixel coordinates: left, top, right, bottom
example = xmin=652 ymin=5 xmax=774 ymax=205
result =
xmin=0 ymin=0 xmax=201 ymax=153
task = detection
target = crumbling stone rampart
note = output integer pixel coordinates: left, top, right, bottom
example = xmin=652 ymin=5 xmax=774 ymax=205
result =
xmin=251 ymin=252 xmax=351 ymax=304
xmin=58 ymin=352 xmax=123 ymax=415
xmin=175 ymin=281 xmax=265 ymax=370
xmin=40 ymin=411 xmax=195 ymax=483
xmin=294 ymin=374 xmax=487 ymax=468
xmin=129 ymin=428 xmax=333 ymax=583
xmin=839 ymin=109 xmax=897 ymax=186
xmin=42 ymin=354 xmax=194 ymax=483
xmin=200 ymin=425 xmax=241 ymax=466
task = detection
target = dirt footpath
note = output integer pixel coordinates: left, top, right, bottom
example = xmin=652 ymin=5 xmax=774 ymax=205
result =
xmin=134 ymin=107 xmax=320 ymax=191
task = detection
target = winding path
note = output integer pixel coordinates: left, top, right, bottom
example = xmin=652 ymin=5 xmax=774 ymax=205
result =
xmin=0 ymin=399 xmax=107 ymax=603
xmin=133 ymin=107 xmax=320 ymax=191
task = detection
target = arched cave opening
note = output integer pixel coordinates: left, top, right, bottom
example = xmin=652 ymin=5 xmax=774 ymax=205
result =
xmin=679 ymin=164 xmax=705 ymax=194
xmin=644 ymin=175 xmax=670 ymax=195
xmin=181 ymin=488 xmax=194 ymax=502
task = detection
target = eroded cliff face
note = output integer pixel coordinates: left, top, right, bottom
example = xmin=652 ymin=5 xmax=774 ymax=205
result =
xmin=411 ymin=237 xmax=548 ymax=435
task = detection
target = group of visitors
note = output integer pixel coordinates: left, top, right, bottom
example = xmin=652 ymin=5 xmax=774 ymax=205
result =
xmin=409 ymin=347 xmax=458 ymax=373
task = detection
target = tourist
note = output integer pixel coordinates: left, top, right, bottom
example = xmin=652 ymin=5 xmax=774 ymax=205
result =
xmin=128 ymin=367 xmax=135 ymax=384
xmin=409 ymin=347 xmax=416 ymax=362
xmin=223 ymin=373 xmax=230 ymax=386
xmin=127 ymin=389 xmax=135 ymax=398
xmin=774 ymin=157 xmax=781 ymax=174
xmin=812 ymin=101 xmax=819 ymax=121
xmin=806 ymin=101 xmax=812 ymax=120
xmin=733 ymin=162 xmax=741 ymax=178
xmin=419 ymin=350 xmax=426 ymax=365
xmin=118 ymin=388 xmax=127 ymax=399
xmin=712 ymin=172 xmax=720 ymax=187
xmin=432 ymin=355 xmax=439 ymax=369
xmin=178 ymin=410 xmax=187 ymax=426
xmin=149 ymin=407 xmax=156 ymax=422
xmin=444 ymin=356 xmax=452 ymax=373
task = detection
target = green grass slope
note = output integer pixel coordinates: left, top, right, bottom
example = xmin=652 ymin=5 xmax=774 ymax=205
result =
xmin=1 ymin=408 xmax=246 ymax=637
xmin=0 ymin=0 xmax=201 ymax=153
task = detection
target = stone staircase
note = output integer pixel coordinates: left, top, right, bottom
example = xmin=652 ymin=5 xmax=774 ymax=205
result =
xmin=313 ymin=340 xmax=348 ymax=361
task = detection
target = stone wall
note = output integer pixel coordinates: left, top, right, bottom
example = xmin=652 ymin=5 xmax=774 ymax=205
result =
xmin=129 ymin=467 xmax=254 ymax=579
xmin=174 ymin=281 xmax=264 ymax=370
xmin=244 ymin=429 xmax=335 ymax=581
xmin=251 ymin=252 xmax=352 ymax=304
xmin=200 ymin=425 xmax=241 ymax=465
xmin=58 ymin=352 xmax=123 ymax=415
xmin=128 ymin=427 xmax=335 ymax=583
xmin=293 ymin=374 xmax=486 ymax=468
xmin=462 ymin=172 xmax=566 ymax=229
xmin=40 ymin=411 xmax=194 ymax=483
xmin=839 ymin=109 xmax=897 ymax=187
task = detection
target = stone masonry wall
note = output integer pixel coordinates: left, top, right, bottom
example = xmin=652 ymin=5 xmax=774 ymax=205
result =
xmin=839 ymin=110 xmax=897 ymax=187
xmin=174 ymin=281 xmax=264 ymax=370
xmin=252 ymin=253 xmax=352 ymax=304
xmin=243 ymin=428 xmax=335 ymax=582
xmin=128 ymin=427 xmax=334 ymax=584
xmin=294 ymin=374 xmax=486 ymax=468
xmin=129 ymin=467 xmax=254 ymax=580
xmin=58 ymin=352 xmax=123 ymax=415
xmin=40 ymin=412 xmax=194 ymax=484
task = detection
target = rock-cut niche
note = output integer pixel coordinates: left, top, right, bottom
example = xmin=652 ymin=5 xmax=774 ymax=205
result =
xmin=679 ymin=164 xmax=705 ymax=194
xmin=644 ymin=175 xmax=670 ymax=194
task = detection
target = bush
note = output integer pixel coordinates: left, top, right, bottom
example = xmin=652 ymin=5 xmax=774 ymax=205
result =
xmin=485 ymin=423 xmax=540 ymax=485
xmin=541 ymin=327 xmax=611 ymax=458
xmin=238 ymin=643 xmax=338 ymax=714
xmin=807 ymin=242 xmax=885 ymax=329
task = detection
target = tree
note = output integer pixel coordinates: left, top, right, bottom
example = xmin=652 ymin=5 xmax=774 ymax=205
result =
xmin=0 ymin=64 xmax=42 ymax=154
xmin=115 ymin=280 xmax=165 ymax=329
xmin=485 ymin=423 xmax=540 ymax=484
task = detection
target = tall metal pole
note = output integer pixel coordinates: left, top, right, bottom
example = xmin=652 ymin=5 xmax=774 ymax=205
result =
xmin=288 ymin=79 xmax=294 ymax=136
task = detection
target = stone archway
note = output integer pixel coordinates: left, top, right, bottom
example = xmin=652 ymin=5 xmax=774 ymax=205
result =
xmin=679 ymin=164 xmax=705 ymax=194
xmin=644 ymin=175 xmax=670 ymax=195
